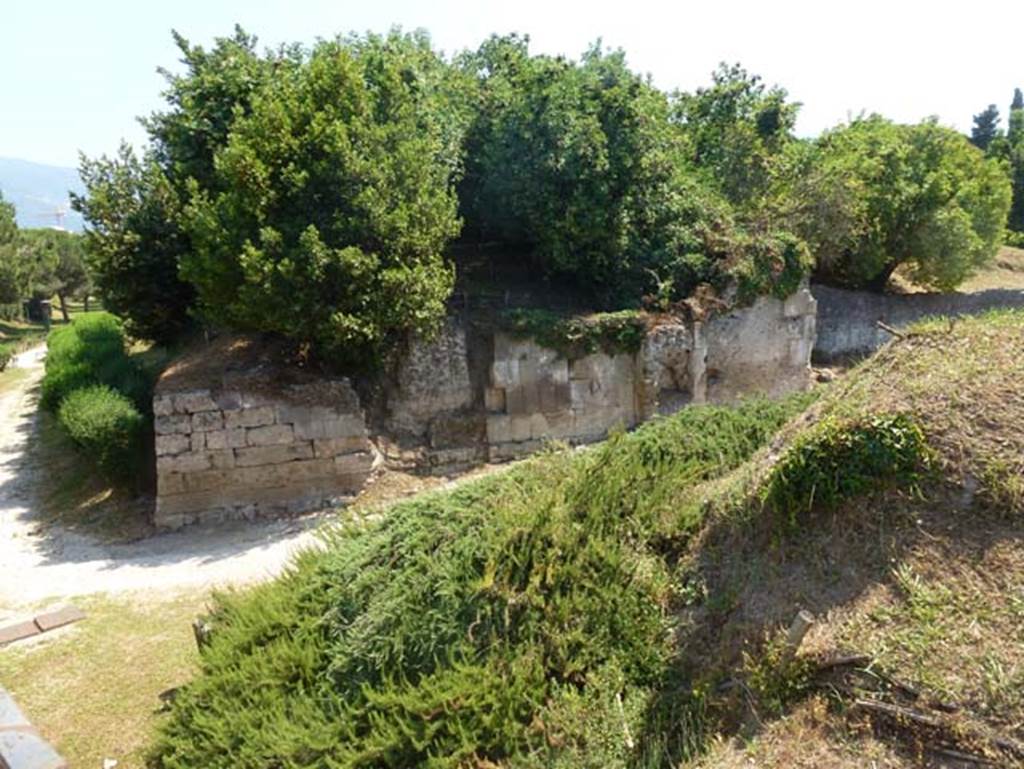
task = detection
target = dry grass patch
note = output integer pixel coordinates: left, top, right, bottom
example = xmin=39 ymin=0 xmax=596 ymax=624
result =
xmin=0 ymin=590 xmax=205 ymax=769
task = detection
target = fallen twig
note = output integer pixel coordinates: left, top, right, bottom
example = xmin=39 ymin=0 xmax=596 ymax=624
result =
xmin=876 ymin=320 xmax=905 ymax=339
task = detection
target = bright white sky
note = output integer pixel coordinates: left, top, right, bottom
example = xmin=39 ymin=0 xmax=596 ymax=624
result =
xmin=3 ymin=0 xmax=1023 ymax=168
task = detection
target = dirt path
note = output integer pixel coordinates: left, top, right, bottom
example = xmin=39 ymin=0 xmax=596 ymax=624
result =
xmin=0 ymin=346 xmax=328 ymax=609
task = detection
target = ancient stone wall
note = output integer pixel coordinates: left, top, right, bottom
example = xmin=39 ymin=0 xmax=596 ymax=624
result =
xmin=812 ymin=284 xmax=1024 ymax=361
xmin=153 ymin=380 xmax=375 ymax=529
xmin=705 ymin=288 xmax=817 ymax=401
xmin=153 ymin=286 xmax=817 ymax=527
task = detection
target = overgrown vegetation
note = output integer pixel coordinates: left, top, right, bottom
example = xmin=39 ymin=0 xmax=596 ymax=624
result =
xmin=500 ymin=308 xmax=648 ymax=357
xmin=763 ymin=413 xmax=930 ymax=526
xmin=58 ymin=385 xmax=145 ymax=480
xmin=41 ymin=312 xmax=147 ymax=410
xmin=151 ymin=394 xmax=814 ymax=768
xmin=72 ymin=29 xmax=1015 ymax=368
xmin=152 ymin=309 xmax=1024 ymax=767
xmin=40 ymin=312 xmax=150 ymax=482
xmin=0 ymin=190 xmax=92 ymax=322
xmin=0 ymin=342 xmax=11 ymax=372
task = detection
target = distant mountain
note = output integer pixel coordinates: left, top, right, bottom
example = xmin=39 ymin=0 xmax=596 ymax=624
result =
xmin=0 ymin=157 xmax=84 ymax=232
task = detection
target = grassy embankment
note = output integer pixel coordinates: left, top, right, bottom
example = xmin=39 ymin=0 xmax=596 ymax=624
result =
xmin=147 ymin=309 xmax=1023 ymax=768
xmin=5 ymin=308 xmax=1023 ymax=768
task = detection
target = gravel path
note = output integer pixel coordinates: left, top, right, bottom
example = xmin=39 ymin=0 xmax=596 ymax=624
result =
xmin=0 ymin=346 xmax=327 ymax=608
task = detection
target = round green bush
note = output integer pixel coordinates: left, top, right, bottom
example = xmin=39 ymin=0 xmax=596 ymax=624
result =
xmin=40 ymin=312 xmax=138 ymax=411
xmin=763 ymin=412 xmax=929 ymax=525
xmin=57 ymin=385 xmax=144 ymax=479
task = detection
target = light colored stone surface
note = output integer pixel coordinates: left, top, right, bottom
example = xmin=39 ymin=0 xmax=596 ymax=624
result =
xmin=235 ymin=443 xmax=314 ymax=468
xmin=812 ymin=283 xmax=1024 ymax=361
xmin=154 ymin=291 xmax=816 ymax=526
xmin=155 ymin=434 xmax=190 ymax=457
xmin=704 ymin=286 xmax=816 ymax=402
xmin=246 ymin=424 xmax=294 ymax=446
xmin=155 ymin=374 xmax=374 ymax=528
xmin=224 ymin=406 xmax=276 ymax=430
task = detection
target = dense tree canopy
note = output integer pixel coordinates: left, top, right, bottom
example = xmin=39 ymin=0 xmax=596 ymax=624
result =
xmin=457 ymin=36 xmax=714 ymax=303
xmin=74 ymin=145 xmax=195 ymax=343
xmin=73 ymin=27 xmax=1019 ymax=364
xmin=0 ymin=193 xmax=18 ymax=305
xmin=16 ymin=229 xmax=90 ymax=320
xmin=182 ymin=32 xmax=462 ymax=366
xmin=971 ymin=104 xmax=1001 ymax=152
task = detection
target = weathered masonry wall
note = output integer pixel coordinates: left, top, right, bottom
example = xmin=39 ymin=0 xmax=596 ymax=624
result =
xmin=482 ymin=287 xmax=817 ymax=460
xmin=154 ymin=286 xmax=817 ymax=527
xmin=154 ymin=379 xmax=375 ymax=529
xmin=812 ymin=284 xmax=1024 ymax=361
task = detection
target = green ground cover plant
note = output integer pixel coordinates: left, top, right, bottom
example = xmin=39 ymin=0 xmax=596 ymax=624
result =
xmin=151 ymin=394 xmax=815 ymax=768
xmin=500 ymin=308 xmax=648 ymax=358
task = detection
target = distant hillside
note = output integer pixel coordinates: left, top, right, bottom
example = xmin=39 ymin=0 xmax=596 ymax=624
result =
xmin=0 ymin=157 xmax=84 ymax=232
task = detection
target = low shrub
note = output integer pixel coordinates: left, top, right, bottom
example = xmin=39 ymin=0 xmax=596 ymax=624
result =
xmin=40 ymin=312 xmax=147 ymax=411
xmin=57 ymin=385 xmax=144 ymax=480
xmin=1006 ymin=230 xmax=1024 ymax=249
xmin=501 ymin=308 xmax=648 ymax=358
xmin=151 ymin=394 xmax=814 ymax=768
xmin=762 ymin=412 xmax=929 ymax=526
xmin=0 ymin=343 xmax=11 ymax=372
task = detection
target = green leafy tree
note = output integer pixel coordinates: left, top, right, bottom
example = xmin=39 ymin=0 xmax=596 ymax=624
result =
xmin=74 ymin=145 xmax=195 ymax=342
xmin=970 ymin=104 xmax=1001 ymax=151
xmin=808 ymin=116 xmax=1012 ymax=291
xmin=144 ymin=26 xmax=279 ymax=192
xmin=0 ymin=193 xmax=18 ymax=305
xmin=457 ymin=37 xmax=766 ymax=305
xmin=1007 ymin=93 xmax=1024 ymax=232
xmin=74 ymin=27 xmax=274 ymax=344
xmin=181 ymin=32 xmax=462 ymax=367
xmin=672 ymin=63 xmax=799 ymax=209
xmin=16 ymin=229 xmax=91 ymax=321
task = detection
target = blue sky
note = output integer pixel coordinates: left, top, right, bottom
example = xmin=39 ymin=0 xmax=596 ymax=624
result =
xmin=4 ymin=0 xmax=1023 ymax=168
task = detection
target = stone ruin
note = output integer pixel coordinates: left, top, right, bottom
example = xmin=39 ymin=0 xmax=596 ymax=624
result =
xmin=153 ymin=342 xmax=377 ymax=529
xmin=153 ymin=286 xmax=817 ymax=528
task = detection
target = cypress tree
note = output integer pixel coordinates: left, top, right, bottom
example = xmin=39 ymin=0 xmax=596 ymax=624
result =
xmin=970 ymin=104 xmax=1001 ymax=151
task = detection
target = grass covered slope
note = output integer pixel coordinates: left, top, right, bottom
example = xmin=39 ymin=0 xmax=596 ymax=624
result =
xmin=153 ymin=309 xmax=1024 ymax=768
xmin=151 ymin=396 xmax=814 ymax=768
xmin=681 ymin=310 xmax=1024 ymax=767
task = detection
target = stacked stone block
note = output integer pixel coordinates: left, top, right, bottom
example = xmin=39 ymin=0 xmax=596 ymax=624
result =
xmin=484 ymin=335 xmax=639 ymax=461
xmin=153 ymin=381 xmax=375 ymax=528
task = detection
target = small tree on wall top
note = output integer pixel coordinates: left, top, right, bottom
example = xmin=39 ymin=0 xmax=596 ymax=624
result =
xmin=181 ymin=32 xmax=462 ymax=368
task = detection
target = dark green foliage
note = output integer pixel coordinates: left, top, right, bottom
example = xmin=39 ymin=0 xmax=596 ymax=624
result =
xmin=458 ymin=37 xmax=716 ymax=306
xmin=1008 ymin=106 xmax=1024 ymax=233
xmin=970 ymin=104 xmax=1001 ymax=152
xmin=13 ymin=229 xmax=91 ymax=320
xmin=672 ymin=63 xmax=798 ymax=208
xmin=74 ymin=146 xmax=195 ymax=344
xmin=0 ymin=192 xmax=22 ymax=306
xmin=763 ymin=413 xmax=929 ymax=526
xmin=0 ymin=343 xmax=11 ymax=372
xmin=731 ymin=230 xmax=812 ymax=303
xmin=57 ymin=385 xmax=144 ymax=480
xmin=151 ymin=394 xmax=814 ymax=768
xmin=500 ymin=308 xmax=647 ymax=358
xmin=40 ymin=312 xmax=148 ymax=411
xmin=181 ymin=31 xmax=461 ymax=368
